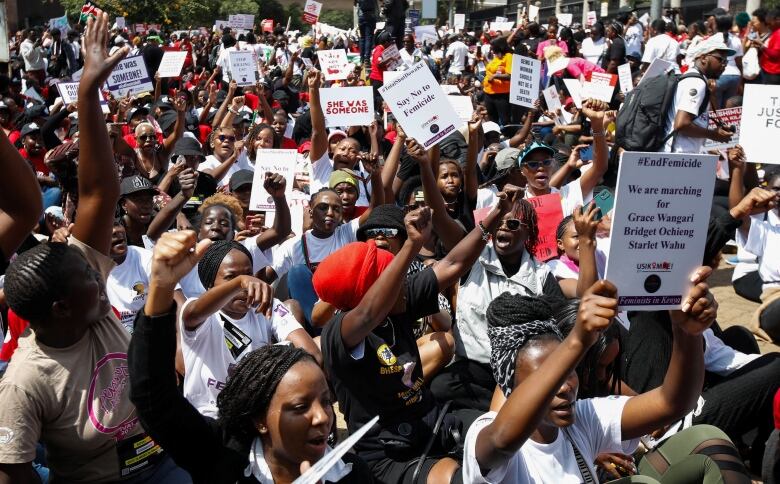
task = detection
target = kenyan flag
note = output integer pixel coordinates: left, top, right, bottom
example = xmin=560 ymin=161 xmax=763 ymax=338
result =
xmin=79 ymin=0 xmax=99 ymax=23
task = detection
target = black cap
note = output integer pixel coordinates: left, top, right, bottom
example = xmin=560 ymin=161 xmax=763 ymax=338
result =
xmin=229 ymin=169 xmax=254 ymax=191
xmin=232 ymin=110 xmax=253 ymax=126
xmin=157 ymin=111 xmax=178 ymax=133
xmin=173 ymin=136 xmax=204 ymax=157
xmin=20 ymin=122 xmax=41 ymax=138
xmin=356 ymin=204 xmax=407 ymax=242
xmin=155 ymin=96 xmax=174 ymax=111
xmin=126 ymin=106 xmax=150 ymax=123
xmin=120 ymin=175 xmax=157 ymax=196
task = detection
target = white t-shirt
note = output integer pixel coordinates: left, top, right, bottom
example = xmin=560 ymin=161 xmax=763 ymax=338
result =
xmin=580 ymin=37 xmax=607 ymax=65
xmin=642 ymin=34 xmax=681 ymax=72
xmin=663 ymin=68 xmax=709 ymax=154
xmin=310 ymin=152 xmax=371 ymax=207
xmin=624 ymin=23 xmax=644 ymax=56
xmin=741 ymin=214 xmax=780 ymax=292
xmin=446 ymin=41 xmax=470 ymax=75
xmin=106 ymin=246 xmax=153 ymax=333
xmin=462 ymin=396 xmax=638 ymax=484
xmin=198 ymin=150 xmax=254 ymax=188
xmin=546 ymin=258 xmax=579 ymax=280
xmin=179 ymin=298 xmax=302 ymax=418
xmin=721 ymin=33 xmax=745 ymax=77
xmin=271 ymin=218 xmax=360 ymax=278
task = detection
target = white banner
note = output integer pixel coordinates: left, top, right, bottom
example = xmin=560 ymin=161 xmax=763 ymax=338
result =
xmin=509 ymin=54 xmax=541 ymax=108
xmin=157 ymin=51 xmax=188 ymax=78
xmin=583 ymin=72 xmax=617 ymax=102
xmin=453 ymin=13 xmax=465 ymax=30
xmin=228 ymin=14 xmax=255 ymax=30
xmin=228 ymin=50 xmax=258 ymax=86
xmin=317 ymin=49 xmax=351 ymax=80
xmin=249 ymin=150 xmax=297 ymax=211
xmin=739 ymin=84 xmax=780 ymax=164
xmin=105 ymin=54 xmax=153 ymax=97
xmin=379 ymin=61 xmax=459 ymax=149
xmin=605 ymin=151 xmax=717 ymax=311
xmin=319 ymin=86 xmax=374 ymax=127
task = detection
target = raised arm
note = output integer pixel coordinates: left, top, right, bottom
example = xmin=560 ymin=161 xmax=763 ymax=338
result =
xmin=0 ymin=130 xmax=43 ymax=259
xmin=307 ymin=70 xmax=328 ymax=162
xmin=253 ymin=173 xmax=292 ymax=250
xmin=198 ymin=84 xmax=217 ymax=125
xmin=147 ymin=169 xmax=197 ymax=241
xmin=508 ymin=101 xmax=539 ymax=148
xmin=464 ymin=113 xmax=483 ymax=203
xmin=358 ymin=153 xmax=384 ymax=225
xmin=573 ymin=203 xmax=600 ymax=297
xmin=211 ymin=79 xmax=237 ymax=129
xmin=550 ymin=144 xmax=587 ymax=190
xmin=382 ymin=124 xmax=406 ymax=203
xmin=256 ymin=82 xmax=274 ymax=124
xmin=733 ymin=187 xmax=779 ymax=240
xmin=72 ymin=12 xmax=128 ymax=255
xmin=577 ymin=99 xmax=609 ymax=196
xmin=219 ymin=95 xmax=244 ymax=128
xmin=159 ymin=96 xmax=186 ymax=160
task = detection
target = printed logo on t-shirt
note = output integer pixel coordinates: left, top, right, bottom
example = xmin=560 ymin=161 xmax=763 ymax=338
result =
xmin=0 ymin=427 xmax=14 ymax=444
xmin=87 ymin=352 xmax=138 ymax=440
xmin=131 ymin=282 xmax=146 ymax=301
xmin=376 ymin=344 xmax=397 ymax=366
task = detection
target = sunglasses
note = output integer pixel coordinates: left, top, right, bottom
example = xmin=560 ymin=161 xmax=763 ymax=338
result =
xmin=138 ymin=134 xmax=156 ymax=141
xmin=365 ymin=228 xmax=399 ymax=239
xmin=708 ymin=54 xmax=727 ymax=64
xmin=217 ymin=134 xmax=237 ymax=143
xmin=499 ymin=218 xmax=528 ymax=231
xmin=523 ymin=158 xmax=553 ymax=170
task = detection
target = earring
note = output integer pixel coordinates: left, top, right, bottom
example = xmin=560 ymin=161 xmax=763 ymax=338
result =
xmin=256 ymin=423 xmax=267 ymax=434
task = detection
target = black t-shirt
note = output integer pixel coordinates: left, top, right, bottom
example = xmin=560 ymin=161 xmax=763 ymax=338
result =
xmin=321 ymin=269 xmax=440 ymax=457
xmin=602 ymin=37 xmax=626 ymax=70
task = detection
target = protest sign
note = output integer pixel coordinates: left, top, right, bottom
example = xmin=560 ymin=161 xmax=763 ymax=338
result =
xmin=528 ymin=5 xmax=539 ymax=22
xmin=605 ymin=151 xmax=717 ymax=310
xmin=509 ymin=54 xmax=541 ymax=108
xmin=319 ymin=86 xmax=374 ymax=127
xmin=134 ymin=24 xmax=146 ymax=34
xmin=617 ymin=63 xmax=633 ymax=94
xmin=249 ymin=150 xmax=297 ymax=211
xmin=228 ymin=50 xmax=258 ymax=86
xmin=379 ymin=61 xmax=459 ymax=149
xmin=542 ymin=85 xmax=564 ymax=124
xmin=454 ymin=13 xmax=465 ymax=30
xmin=381 ymin=44 xmax=403 ymax=71
xmin=56 ymin=82 xmax=109 ymax=113
xmin=408 ymin=9 xmax=420 ymax=28
xmin=447 ymin=95 xmax=474 ymax=125
xmin=105 ymin=54 xmax=153 ymax=97
xmin=213 ymin=20 xmax=229 ymax=31
xmin=261 ymin=19 xmax=274 ymax=32
xmin=528 ymin=193 xmax=564 ymax=262
xmin=639 ymin=13 xmax=650 ymax=25
xmin=422 ymin=0 xmax=437 ymax=18
xmin=228 ymin=14 xmax=254 ymax=30
xmin=705 ymin=107 xmax=741 ymax=151
xmin=639 ymin=58 xmax=675 ymax=85
xmin=563 ymin=79 xmax=583 ymax=108
xmin=317 ymin=49 xmax=351 ymax=80
xmin=583 ymin=72 xmax=617 ymax=102
xmin=587 ymin=11 xmax=598 ymax=26
xmin=414 ymin=25 xmax=438 ymax=44
xmin=49 ymin=14 xmax=69 ymax=35
xmin=441 ymin=84 xmax=460 ymax=94
xmin=157 ymin=51 xmax=188 ymax=78
xmin=740 ymin=84 xmax=780 ymax=164
xmin=115 ymin=17 xmax=126 ymax=29
xmin=558 ymin=13 xmax=573 ymax=27
xmin=490 ymin=21 xmax=515 ymax=32
xmin=303 ymin=0 xmax=323 ymax=24
xmin=495 ymin=16 xmax=508 ymax=23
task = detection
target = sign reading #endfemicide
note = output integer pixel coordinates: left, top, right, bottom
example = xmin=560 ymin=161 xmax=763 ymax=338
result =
xmin=105 ymin=54 xmax=153 ymax=97
xmin=379 ymin=61 xmax=459 ymax=149
xmin=739 ymin=84 xmax=780 ymax=165
xmin=319 ymin=86 xmax=374 ymax=127
xmin=605 ymin=151 xmax=717 ymax=311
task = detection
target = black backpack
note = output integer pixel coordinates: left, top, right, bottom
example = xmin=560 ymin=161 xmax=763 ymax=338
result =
xmin=615 ymin=70 xmax=709 ymax=152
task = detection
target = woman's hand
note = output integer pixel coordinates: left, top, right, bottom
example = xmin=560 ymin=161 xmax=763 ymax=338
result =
xmin=595 ymin=453 xmax=636 ymax=480
xmin=237 ymin=275 xmax=274 ymax=317
xmin=581 ymin=98 xmax=608 ymax=121
xmin=263 ymin=172 xmax=287 ymax=198
xmin=151 ymin=231 xmax=212 ymax=289
xmin=566 ymin=144 xmax=588 ymax=169
xmin=573 ymin=202 xmax=600 ymax=242
xmin=178 ymin=168 xmax=198 ymax=199
xmin=495 ymin=184 xmax=524 ymax=215
xmin=405 ymin=206 xmax=433 ymax=248
xmin=80 ymin=11 xmax=129 ymax=90
xmin=405 ymin=138 xmax=429 ymax=165
xmin=572 ymin=280 xmax=618 ymax=349
xmin=669 ymin=266 xmax=717 ymax=336
xmin=726 ymin=144 xmax=746 ymax=171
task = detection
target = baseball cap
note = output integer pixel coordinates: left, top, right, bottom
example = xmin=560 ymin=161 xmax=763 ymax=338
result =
xmin=518 ymin=141 xmax=555 ymax=166
xmin=172 ymin=136 xmax=203 ymax=157
xmin=229 ymin=169 xmax=254 ymax=191
xmin=298 ymin=140 xmax=312 ymax=154
xmin=690 ymin=36 xmax=736 ymax=60
xmin=126 ymin=106 xmax=150 ymax=123
xmin=482 ymin=121 xmax=501 ymax=135
xmin=329 ymin=169 xmax=360 ymax=194
xmin=20 ymin=123 xmax=41 ymax=138
xmin=494 ymin=147 xmax=522 ymax=171
xmin=120 ymin=175 xmax=157 ymax=197
xmin=328 ymin=129 xmax=347 ymax=142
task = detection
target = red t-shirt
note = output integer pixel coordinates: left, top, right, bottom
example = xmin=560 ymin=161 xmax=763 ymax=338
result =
xmin=761 ymin=28 xmax=780 ymax=75
xmin=370 ymin=45 xmax=386 ymax=82
xmin=19 ymin=147 xmax=48 ymax=176
xmin=281 ymin=137 xmax=297 ymax=149
xmin=0 ymin=309 xmax=28 ymax=362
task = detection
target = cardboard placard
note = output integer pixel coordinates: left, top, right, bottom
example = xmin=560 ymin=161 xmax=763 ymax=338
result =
xmin=542 ymin=85 xmax=564 ymax=124
xmin=454 ymin=13 xmax=465 ymax=30
xmin=319 ymin=86 xmax=374 ymax=127
xmin=587 ymin=11 xmax=598 ymax=27
xmin=303 ymin=0 xmax=323 ymax=24
xmin=227 ymin=50 xmax=258 ymax=86
xmin=583 ymin=72 xmax=617 ymax=102
xmin=490 ymin=21 xmax=515 ymax=32
xmin=509 ymin=54 xmax=541 ymax=108
xmin=379 ymin=61 xmax=459 ymax=149
xmin=739 ymin=85 xmax=780 ymax=164
xmin=558 ymin=13 xmax=573 ymax=27
xmin=529 ymin=193 xmax=564 ymax=262
xmin=49 ymin=14 xmax=69 ymax=35
xmin=605 ymin=151 xmax=717 ymax=310
xmin=157 ymin=51 xmax=188 ymax=78
xmin=105 ymin=54 xmax=153 ymax=98
xmin=639 ymin=58 xmax=676 ymax=85
xmin=381 ymin=44 xmax=403 ymax=71
xmin=228 ymin=14 xmax=254 ymax=30
xmin=214 ymin=20 xmax=229 ymax=31
xmin=249 ymin=150 xmax=297 ymax=211
xmin=705 ymin=107 xmax=741 ymax=151
xmin=528 ymin=5 xmax=539 ymax=22
xmin=447 ymin=95 xmax=474 ymax=125
xmin=563 ymin=78 xmax=583 ymax=108
xmin=317 ymin=49 xmax=351 ymax=81
xmin=618 ymin=63 xmax=633 ymax=94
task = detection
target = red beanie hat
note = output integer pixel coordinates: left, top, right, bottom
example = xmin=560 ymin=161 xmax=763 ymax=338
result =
xmin=312 ymin=240 xmax=394 ymax=310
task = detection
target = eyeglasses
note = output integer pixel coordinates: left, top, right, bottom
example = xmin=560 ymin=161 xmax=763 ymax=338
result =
xmin=218 ymin=135 xmax=237 ymax=143
xmin=499 ymin=218 xmax=528 ymax=231
xmin=138 ymin=134 xmax=156 ymax=141
xmin=708 ymin=54 xmax=727 ymax=64
xmin=523 ymin=158 xmax=553 ymax=170
xmin=365 ymin=228 xmax=399 ymax=239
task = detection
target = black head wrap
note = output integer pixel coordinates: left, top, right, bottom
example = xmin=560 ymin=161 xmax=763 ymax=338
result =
xmin=198 ymin=240 xmax=253 ymax=289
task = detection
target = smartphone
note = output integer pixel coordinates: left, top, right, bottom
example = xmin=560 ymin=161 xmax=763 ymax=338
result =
xmin=579 ymin=145 xmax=594 ymax=162
xmin=592 ymin=189 xmax=614 ymax=221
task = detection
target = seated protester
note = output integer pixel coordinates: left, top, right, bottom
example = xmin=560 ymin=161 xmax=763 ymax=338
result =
xmin=198 ymin=125 xmax=252 ymax=188
xmin=474 ymin=147 xmax=527 ymax=209
xmin=520 ymin=100 xmax=609 ymax=217
xmin=229 ymin=169 xmax=254 ymax=219
xmin=179 ymin=240 xmax=319 ymax=418
xmin=106 ymin=220 xmax=153 ymax=333
xmin=0 ymin=13 xmax=189 ymax=482
xmin=462 ymin=274 xmax=746 ymax=484
xmin=330 ymin=168 xmax=368 ymax=222
xmin=314 ymin=192 xmax=525 ymax=483
xmin=119 ymin=175 xmax=159 ymax=247
xmin=549 ymin=204 xmax=606 ymax=298
xmin=765 ymin=390 xmax=780 ymax=484
xmin=129 ymin=233 xmax=372 ymax=483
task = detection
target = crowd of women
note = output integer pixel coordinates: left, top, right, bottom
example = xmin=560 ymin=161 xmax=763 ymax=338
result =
xmin=0 ymin=4 xmax=779 ymax=484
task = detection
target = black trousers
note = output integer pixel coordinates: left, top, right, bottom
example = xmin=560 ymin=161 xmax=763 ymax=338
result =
xmin=429 ymin=359 xmax=495 ymax=414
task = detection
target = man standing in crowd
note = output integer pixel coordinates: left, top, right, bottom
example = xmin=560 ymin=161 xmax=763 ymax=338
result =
xmin=642 ymin=19 xmax=681 ymax=73
xmin=19 ymin=29 xmax=46 ymax=84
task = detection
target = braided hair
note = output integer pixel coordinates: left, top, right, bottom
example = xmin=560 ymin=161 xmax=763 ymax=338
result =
xmin=515 ymin=198 xmax=540 ymax=256
xmin=5 ymin=243 xmax=72 ymax=322
xmin=198 ymin=240 xmax=253 ymax=289
xmin=486 ymin=293 xmax=564 ymax=396
xmin=217 ymin=345 xmax=317 ymax=445
xmin=555 ymin=215 xmax=574 ymax=255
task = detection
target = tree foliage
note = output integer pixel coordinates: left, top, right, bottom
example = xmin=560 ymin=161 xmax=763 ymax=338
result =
xmin=318 ymin=9 xmax=353 ymax=30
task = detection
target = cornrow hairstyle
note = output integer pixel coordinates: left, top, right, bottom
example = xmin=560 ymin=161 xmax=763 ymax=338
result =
xmin=198 ymin=240 xmax=253 ymax=289
xmin=515 ymin=198 xmax=540 ymax=256
xmin=555 ymin=215 xmax=574 ymax=251
xmin=4 ymin=242 xmax=72 ymax=321
xmin=309 ymin=187 xmax=339 ymax=205
xmin=198 ymin=193 xmax=243 ymax=228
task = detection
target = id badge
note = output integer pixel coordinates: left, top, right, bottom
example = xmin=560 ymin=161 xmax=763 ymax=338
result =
xmin=116 ymin=432 xmax=164 ymax=478
xmin=222 ymin=317 xmax=252 ymax=359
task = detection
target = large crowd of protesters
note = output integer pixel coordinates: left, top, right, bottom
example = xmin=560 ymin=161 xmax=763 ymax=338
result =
xmin=0 ymin=1 xmax=779 ymax=483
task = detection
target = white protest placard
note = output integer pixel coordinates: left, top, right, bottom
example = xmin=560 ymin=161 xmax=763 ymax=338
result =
xmin=157 ymin=51 xmax=188 ymax=78
xmin=587 ymin=11 xmax=598 ymax=27
xmin=740 ymin=84 xmax=780 ymax=164
xmin=705 ymin=107 xmax=741 ymax=151
xmin=528 ymin=5 xmax=539 ymax=22
xmin=509 ymin=54 xmax=541 ymax=108
xmin=542 ymin=85 xmax=563 ymax=124
xmin=249 ymin=150 xmax=297 ymax=211
xmin=563 ymin=79 xmax=583 ymax=108
xmin=639 ymin=58 xmax=675 ymax=85
xmin=618 ymin=63 xmax=633 ymax=94
xmin=495 ymin=16 xmax=508 ymax=23
xmin=441 ymin=84 xmax=460 ymax=94
xmin=228 ymin=50 xmax=258 ymax=86
xmin=454 ymin=13 xmax=465 ymax=30
xmin=228 ymin=14 xmax=255 ymax=30
xmin=447 ymin=95 xmax=473 ymax=125
xmin=638 ymin=13 xmax=650 ymax=26
xmin=56 ymin=82 xmax=109 ymax=113
xmin=317 ymin=49 xmax=351 ymax=80
xmin=490 ymin=21 xmax=515 ymax=32
xmin=214 ymin=20 xmax=229 ymax=31
xmin=319 ymin=86 xmax=374 ymax=127
xmin=605 ymin=151 xmax=717 ymax=311
xmin=303 ymin=0 xmax=323 ymax=24
xmin=380 ymin=44 xmax=403 ymax=71
xmin=414 ymin=25 xmax=438 ymax=44
xmin=115 ymin=17 xmax=126 ymax=29
xmin=600 ymin=2 xmax=609 ymax=16
xmin=105 ymin=54 xmax=153 ymax=97
xmin=379 ymin=61 xmax=459 ymax=149
xmin=558 ymin=13 xmax=573 ymax=27
xmin=583 ymin=72 xmax=617 ymax=102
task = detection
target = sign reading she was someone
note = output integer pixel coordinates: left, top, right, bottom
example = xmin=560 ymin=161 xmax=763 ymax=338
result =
xmin=228 ymin=50 xmax=258 ymax=86
xmin=605 ymin=152 xmax=717 ymax=311
xmin=705 ymin=107 xmax=741 ymax=151
xmin=509 ymin=55 xmax=540 ymax=108
xmin=317 ymin=49 xmax=351 ymax=81
xmin=379 ymin=61 xmax=459 ymax=149
xmin=319 ymin=86 xmax=374 ymax=127
xmin=105 ymin=54 xmax=153 ymax=98
xmin=739 ymin=84 xmax=780 ymax=164
xmin=249 ymin=150 xmax=297 ymax=211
